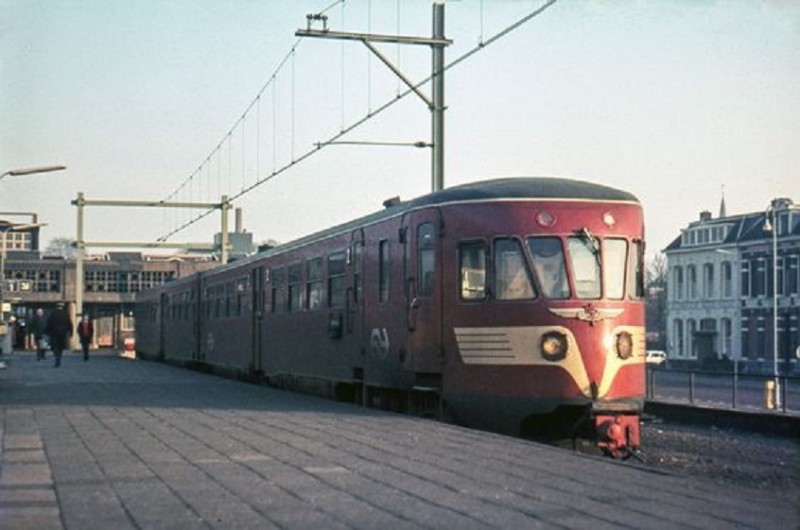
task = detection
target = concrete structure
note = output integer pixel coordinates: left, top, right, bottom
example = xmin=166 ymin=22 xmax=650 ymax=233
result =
xmin=664 ymin=197 xmax=800 ymax=374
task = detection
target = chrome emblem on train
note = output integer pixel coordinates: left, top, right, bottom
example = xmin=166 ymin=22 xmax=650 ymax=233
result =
xmin=548 ymin=305 xmax=624 ymax=324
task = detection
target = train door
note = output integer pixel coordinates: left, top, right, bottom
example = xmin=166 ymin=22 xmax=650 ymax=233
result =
xmin=400 ymin=209 xmax=444 ymax=375
xmin=251 ymin=266 xmax=265 ymax=374
xmin=348 ymin=230 xmax=366 ymax=350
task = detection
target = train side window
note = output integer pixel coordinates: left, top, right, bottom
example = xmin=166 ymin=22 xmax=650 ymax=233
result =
xmin=493 ymin=238 xmax=535 ymax=300
xmin=418 ymin=223 xmax=436 ymax=297
xmin=328 ymin=252 xmax=346 ymax=308
xmin=604 ymin=238 xmax=628 ymax=300
xmin=527 ymin=237 xmax=569 ymax=299
xmin=288 ymin=263 xmax=303 ymax=312
xmin=459 ymin=241 xmax=487 ymax=301
xmin=272 ymin=268 xmax=286 ymax=313
xmin=628 ymin=240 xmax=645 ymax=300
xmin=307 ymin=258 xmax=323 ymax=310
xmin=379 ymin=240 xmax=390 ymax=303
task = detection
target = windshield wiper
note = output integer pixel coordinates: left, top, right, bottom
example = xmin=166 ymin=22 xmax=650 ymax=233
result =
xmin=579 ymin=227 xmax=601 ymax=264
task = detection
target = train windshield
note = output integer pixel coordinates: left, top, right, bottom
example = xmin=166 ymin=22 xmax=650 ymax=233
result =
xmin=527 ymin=237 xmax=569 ymax=299
xmin=527 ymin=234 xmax=637 ymax=300
xmin=493 ymin=238 xmax=536 ymax=300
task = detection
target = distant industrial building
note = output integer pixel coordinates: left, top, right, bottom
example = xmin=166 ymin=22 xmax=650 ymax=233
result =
xmin=664 ymin=197 xmax=800 ymax=374
xmin=0 ymin=213 xmax=257 ymax=353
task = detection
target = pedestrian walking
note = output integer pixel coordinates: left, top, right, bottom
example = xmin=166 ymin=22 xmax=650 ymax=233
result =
xmin=77 ymin=315 xmax=93 ymax=361
xmin=31 ymin=308 xmax=47 ymax=360
xmin=45 ymin=303 xmax=72 ymax=368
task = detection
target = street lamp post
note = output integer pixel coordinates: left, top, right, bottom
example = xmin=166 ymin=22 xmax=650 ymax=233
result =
xmin=763 ymin=206 xmax=781 ymax=409
xmin=0 ymin=165 xmax=66 ymax=182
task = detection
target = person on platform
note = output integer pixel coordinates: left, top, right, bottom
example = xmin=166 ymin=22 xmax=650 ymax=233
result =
xmin=45 ymin=303 xmax=72 ymax=368
xmin=76 ymin=315 xmax=94 ymax=361
xmin=31 ymin=307 xmax=47 ymax=361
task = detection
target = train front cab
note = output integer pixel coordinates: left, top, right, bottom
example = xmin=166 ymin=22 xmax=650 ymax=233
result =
xmin=441 ymin=200 xmax=646 ymax=458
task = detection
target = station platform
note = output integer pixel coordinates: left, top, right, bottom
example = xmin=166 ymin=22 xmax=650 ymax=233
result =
xmin=1 ymin=349 xmax=796 ymax=529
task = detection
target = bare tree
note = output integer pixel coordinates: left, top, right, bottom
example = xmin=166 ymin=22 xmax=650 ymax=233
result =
xmin=646 ymin=252 xmax=668 ymax=350
xmin=44 ymin=237 xmax=77 ymax=259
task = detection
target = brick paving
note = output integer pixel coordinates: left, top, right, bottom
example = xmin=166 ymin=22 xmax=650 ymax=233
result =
xmin=1 ymin=349 xmax=797 ymax=529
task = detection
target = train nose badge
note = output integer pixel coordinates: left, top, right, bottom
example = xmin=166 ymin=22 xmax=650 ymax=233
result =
xmin=548 ymin=305 xmax=623 ymax=325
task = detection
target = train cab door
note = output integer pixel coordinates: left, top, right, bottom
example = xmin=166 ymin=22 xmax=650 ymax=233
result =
xmin=250 ymin=266 xmax=266 ymax=374
xmin=400 ymin=209 xmax=444 ymax=375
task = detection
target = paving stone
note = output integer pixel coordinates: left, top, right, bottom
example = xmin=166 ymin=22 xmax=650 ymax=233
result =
xmin=0 ymin=350 xmax=796 ymax=529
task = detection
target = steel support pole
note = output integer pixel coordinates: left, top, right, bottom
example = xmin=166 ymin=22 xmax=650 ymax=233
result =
xmin=771 ymin=211 xmax=781 ymax=408
xmin=75 ymin=192 xmax=85 ymax=320
xmin=431 ymin=3 xmax=445 ymax=193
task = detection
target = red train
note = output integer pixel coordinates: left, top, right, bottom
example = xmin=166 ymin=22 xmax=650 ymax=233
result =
xmin=135 ymin=177 xmax=645 ymax=457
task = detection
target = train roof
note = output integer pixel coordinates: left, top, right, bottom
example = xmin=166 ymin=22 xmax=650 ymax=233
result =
xmin=177 ymin=177 xmax=640 ymax=282
xmin=404 ymin=177 xmax=640 ymax=207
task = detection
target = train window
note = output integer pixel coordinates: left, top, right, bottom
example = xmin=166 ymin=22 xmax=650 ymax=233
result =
xmin=493 ymin=238 xmax=535 ymax=300
xmin=459 ymin=242 xmax=486 ymax=301
xmin=272 ymin=268 xmax=286 ymax=313
xmin=307 ymin=258 xmax=323 ymax=310
xmin=528 ymin=237 xmax=569 ymax=299
xmin=604 ymin=238 xmax=628 ymax=300
xmin=418 ymin=223 xmax=436 ymax=297
xmin=568 ymin=236 xmax=601 ymax=299
xmin=379 ymin=240 xmax=390 ymax=303
xmin=288 ymin=264 xmax=303 ymax=312
xmin=628 ymin=240 xmax=645 ymax=300
xmin=328 ymin=252 xmax=346 ymax=308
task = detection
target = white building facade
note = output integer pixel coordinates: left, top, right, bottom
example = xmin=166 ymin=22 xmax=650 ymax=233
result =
xmin=664 ymin=199 xmax=800 ymax=374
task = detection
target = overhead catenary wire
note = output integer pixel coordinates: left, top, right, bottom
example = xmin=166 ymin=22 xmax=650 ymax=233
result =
xmin=158 ymin=0 xmax=558 ymax=242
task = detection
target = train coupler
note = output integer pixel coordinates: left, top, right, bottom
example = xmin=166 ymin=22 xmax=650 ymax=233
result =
xmin=595 ymin=413 xmax=641 ymax=459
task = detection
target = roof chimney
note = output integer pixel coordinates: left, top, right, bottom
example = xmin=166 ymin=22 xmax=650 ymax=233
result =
xmin=699 ymin=210 xmax=712 ymax=222
xmin=235 ymin=208 xmax=243 ymax=233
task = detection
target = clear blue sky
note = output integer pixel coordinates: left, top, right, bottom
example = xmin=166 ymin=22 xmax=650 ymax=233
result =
xmin=2 ymin=0 xmax=798 ymax=259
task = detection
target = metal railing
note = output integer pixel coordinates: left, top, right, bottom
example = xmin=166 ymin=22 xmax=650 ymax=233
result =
xmin=646 ymin=366 xmax=797 ymax=414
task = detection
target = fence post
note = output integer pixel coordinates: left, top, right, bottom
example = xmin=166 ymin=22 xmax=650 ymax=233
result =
xmin=732 ymin=360 xmax=738 ymax=409
xmin=689 ymin=372 xmax=695 ymax=405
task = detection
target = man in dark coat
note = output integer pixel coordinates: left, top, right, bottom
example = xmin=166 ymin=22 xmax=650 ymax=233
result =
xmin=45 ymin=304 xmax=72 ymax=368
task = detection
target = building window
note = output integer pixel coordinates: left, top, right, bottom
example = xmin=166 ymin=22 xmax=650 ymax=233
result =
xmin=673 ymin=320 xmax=684 ymax=357
xmin=687 ymin=265 xmax=697 ymax=299
xmin=776 ymin=257 xmax=784 ymax=296
xmin=786 ymin=255 xmax=798 ymax=295
xmin=753 ymin=258 xmax=767 ymax=297
xmin=687 ymin=319 xmax=697 ymax=358
xmin=721 ymin=261 xmax=732 ymax=298
xmin=721 ymin=318 xmax=732 ymax=359
xmin=741 ymin=261 xmax=750 ymax=298
xmin=703 ymin=263 xmax=714 ymax=298
xmin=673 ymin=266 xmax=684 ymax=301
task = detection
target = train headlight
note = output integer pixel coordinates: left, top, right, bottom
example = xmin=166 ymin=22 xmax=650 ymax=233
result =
xmin=615 ymin=331 xmax=633 ymax=360
xmin=541 ymin=331 xmax=568 ymax=361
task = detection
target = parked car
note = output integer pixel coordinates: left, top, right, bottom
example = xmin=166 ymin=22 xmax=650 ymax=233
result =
xmin=645 ymin=350 xmax=667 ymax=365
